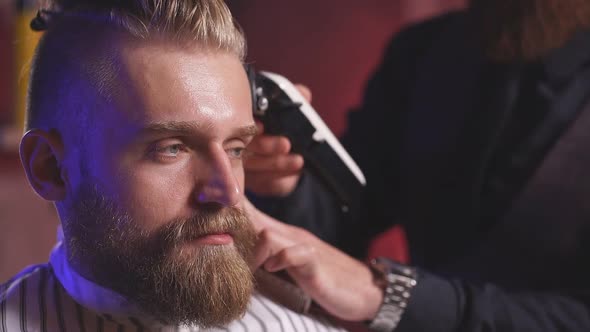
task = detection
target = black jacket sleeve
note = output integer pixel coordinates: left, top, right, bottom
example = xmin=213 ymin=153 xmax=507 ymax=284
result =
xmin=249 ymin=14 xmax=455 ymax=258
xmin=396 ymin=271 xmax=590 ymax=332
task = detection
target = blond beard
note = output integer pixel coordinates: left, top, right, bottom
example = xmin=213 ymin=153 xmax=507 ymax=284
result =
xmin=65 ymin=184 xmax=257 ymax=327
xmin=469 ymin=0 xmax=590 ymax=62
xmin=143 ymin=244 xmax=254 ymax=327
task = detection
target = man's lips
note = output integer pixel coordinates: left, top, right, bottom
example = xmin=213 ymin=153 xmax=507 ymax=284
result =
xmin=189 ymin=233 xmax=234 ymax=245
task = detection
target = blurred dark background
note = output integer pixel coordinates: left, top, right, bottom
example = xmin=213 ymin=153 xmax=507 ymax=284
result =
xmin=0 ymin=0 xmax=465 ymax=281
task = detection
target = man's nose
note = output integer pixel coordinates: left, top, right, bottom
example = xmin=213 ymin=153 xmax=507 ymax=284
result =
xmin=196 ymin=149 xmax=241 ymax=207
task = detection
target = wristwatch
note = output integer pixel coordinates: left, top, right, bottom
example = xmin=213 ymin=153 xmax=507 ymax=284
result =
xmin=367 ymin=258 xmax=418 ymax=332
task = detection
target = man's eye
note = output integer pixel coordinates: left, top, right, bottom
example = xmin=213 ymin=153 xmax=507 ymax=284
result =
xmin=228 ymin=147 xmax=245 ymax=159
xmin=155 ymin=144 xmax=185 ymax=156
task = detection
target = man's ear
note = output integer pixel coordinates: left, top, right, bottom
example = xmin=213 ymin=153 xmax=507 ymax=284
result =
xmin=19 ymin=129 xmax=67 ymax=201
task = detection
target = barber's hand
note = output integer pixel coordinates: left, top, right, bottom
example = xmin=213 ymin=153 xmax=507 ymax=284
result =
xmin=244 ymin=84 xmax=311 ymax=196
xmin=245 ymin=200 xmax=383 ymax=322
xmin=244 ymin=122 xmax=304 ymax=196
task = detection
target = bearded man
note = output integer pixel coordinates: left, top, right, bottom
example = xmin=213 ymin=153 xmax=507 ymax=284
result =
xmin=243 ymin=0 xmax=590 ymax=331
xmin=0 ymin=0 xmax=347 ymax=331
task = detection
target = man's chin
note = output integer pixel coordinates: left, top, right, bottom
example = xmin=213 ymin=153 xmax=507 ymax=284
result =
xmin=173 ymin=238 xmax=238 ymax=263
xmin=132 ymin=244 xmax=254 ymax=327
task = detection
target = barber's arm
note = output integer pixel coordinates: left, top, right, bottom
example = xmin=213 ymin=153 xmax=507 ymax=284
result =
xmin=247 ymin=202 xmax=590 ymax=332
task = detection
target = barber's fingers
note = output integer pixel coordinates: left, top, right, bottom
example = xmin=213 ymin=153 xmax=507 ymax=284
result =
xmin=245 ymin=154 xmax=304 ymax=173
xmin=253 ymin=228 xmax=297 ymax=268
xmin=245 ymin=199 xmax=305 ymax=237
xmin=245 ymin=127 xmax=304 ymax=174
xmin=255 ymin=231 xmax=321 ymax=292
xmin=247 ymin=134 xmax=292 ymax=155
xmin=246 ymin=201 xmax=314 ymax=241
xmin=245 ymin=172 xmax=301 ymax=197
xmin=264 ymin=244 xmax=317 ymax=280
xmin=243 ymin=199 xmax=280 ymax=233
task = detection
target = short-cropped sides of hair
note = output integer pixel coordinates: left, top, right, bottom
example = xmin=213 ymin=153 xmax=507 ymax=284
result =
xmin=36 ymin=0 xmax=246 ymax=58
xmin=25 ymin=0 xmax=246 ymax=132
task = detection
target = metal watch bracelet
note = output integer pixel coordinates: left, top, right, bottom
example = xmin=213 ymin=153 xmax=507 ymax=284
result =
xmin=367 ymin=258 xmax=418 ymax=332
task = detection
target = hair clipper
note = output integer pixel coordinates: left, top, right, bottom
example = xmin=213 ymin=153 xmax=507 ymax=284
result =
xmin=247 ymin=67 xmax=366 ymax=206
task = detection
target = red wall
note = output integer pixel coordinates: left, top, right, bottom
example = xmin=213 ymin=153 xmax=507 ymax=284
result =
xmin=232 ymin=0 xmax=465 ymax=135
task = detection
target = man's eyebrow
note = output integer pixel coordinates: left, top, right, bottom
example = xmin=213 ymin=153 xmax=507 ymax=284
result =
xmin=142 ymin=121 xmax=202 ymax=135
xmin=232 ymin=124 xmax=259 ymax=138
xmin=140 ymin=121 xmax=258 ymax=138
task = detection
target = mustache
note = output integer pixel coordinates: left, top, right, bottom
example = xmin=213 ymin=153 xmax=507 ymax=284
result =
xmin=156 ymin=206 xmax=251 ymax=247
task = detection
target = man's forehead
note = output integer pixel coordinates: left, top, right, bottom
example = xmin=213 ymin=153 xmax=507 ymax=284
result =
xmin=98 ymin=37 xmax=245 ymax=96
xmin=118 ymin=39 xmax=239 ymax=73
xmin=97 ymin=40 xmax=253 ymax=139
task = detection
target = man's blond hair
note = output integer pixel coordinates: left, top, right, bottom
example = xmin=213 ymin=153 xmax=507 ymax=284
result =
xmin=38 ymin=0 xmax=245 ymax=58
xmin=26 ymin=0 xmax=246 ymax=135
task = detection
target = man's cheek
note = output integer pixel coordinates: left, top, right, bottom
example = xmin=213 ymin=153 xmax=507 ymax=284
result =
xmin=118 ymin=171 xmax=190 ymax=230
